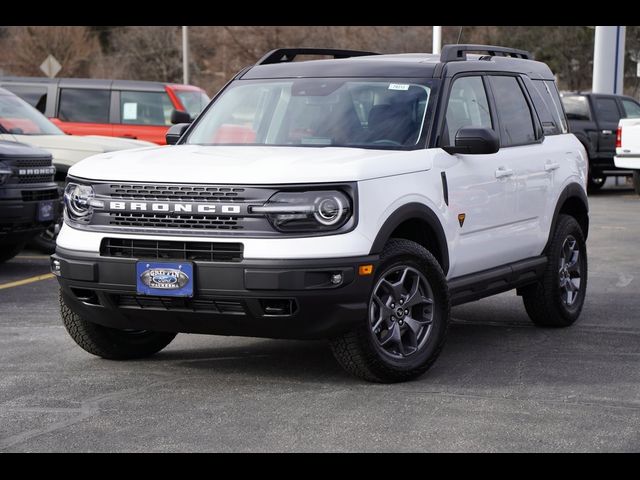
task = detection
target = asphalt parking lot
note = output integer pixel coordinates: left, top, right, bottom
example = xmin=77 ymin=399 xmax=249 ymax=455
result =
xmin=1 ymin=179 xmax=639 ymax=452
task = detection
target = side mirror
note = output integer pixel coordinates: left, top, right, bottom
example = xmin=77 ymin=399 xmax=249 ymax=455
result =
xmin=166 ymin=123 xmax=190 ymax=145
xmin=170 ymin=109 xmax=192 ymax=125
xmin=443 ymin=127 xmax=500 ymax=155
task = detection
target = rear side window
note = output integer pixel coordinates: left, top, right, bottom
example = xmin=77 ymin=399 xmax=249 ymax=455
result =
xmin=444 ymin=76 xmax=492 ymax=144
xmin=562 ymin=96 xmax=591 ymax=121
xmin=3 ymin=85 xmax=48 ymax=114
xmin=489 ymin=76 xmax=536 ymax=147
xmin=621 ymin=99 xmax=640 ymax=118
xmin=58 ymin=89 xmax=110 ymax=123
xmin=594 ymin=97 xmax=621 ymax=123
xmin=530 ymin=80 xmax=560 ymax=135
xmin=120 ymin=91 xmax=173 ymax=126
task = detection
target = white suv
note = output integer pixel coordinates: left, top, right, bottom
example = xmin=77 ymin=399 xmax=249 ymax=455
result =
xmin=52 ymin=45 xmax=589 ymax=383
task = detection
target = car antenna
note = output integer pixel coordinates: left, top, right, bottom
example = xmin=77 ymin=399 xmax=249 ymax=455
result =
xmin=457 ymin=26 xmax=464 ymax=44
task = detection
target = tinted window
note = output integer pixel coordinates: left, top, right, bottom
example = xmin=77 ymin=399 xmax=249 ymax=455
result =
xmin=594 ymin=97 xmax=621 ymax=123
xmin=58 ymin=89 xmax=110 ymax=123
xmin=621 ymin=99 xmax=640 ymax=118
xmin=562 ymin=96 xmax=591 ymax=121
xmin=444 ymin=76 xmax=492 ymax=144
xmin=120 ymin=91 xmax=173 ymax=126
xmin=530 ymin=80 xmax=560 ymax=135
xmin=490 ymin=76 xmax=536 ymax=147
xmin=3 ymin=85 xmax=48 ymax=113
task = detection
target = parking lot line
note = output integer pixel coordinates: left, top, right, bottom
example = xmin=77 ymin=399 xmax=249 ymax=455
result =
xmin=0 ymin=273 xmax=55 ymax=290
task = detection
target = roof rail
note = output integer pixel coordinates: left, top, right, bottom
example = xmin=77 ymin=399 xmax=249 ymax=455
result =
xmin=440 ymin=44 xmax=532 ymax=63
xmin=256 ymin=48 xmax=380 ymax=65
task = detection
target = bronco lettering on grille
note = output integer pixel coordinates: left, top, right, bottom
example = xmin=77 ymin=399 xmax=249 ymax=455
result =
xmin=108 ymin=201 xmax=242 ymax=215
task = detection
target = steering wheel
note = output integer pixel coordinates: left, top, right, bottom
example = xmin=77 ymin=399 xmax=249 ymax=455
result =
xmin=371 ymin=139 xmax=403 ymax=146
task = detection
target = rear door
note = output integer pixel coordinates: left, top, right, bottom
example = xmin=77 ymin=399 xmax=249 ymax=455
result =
xmin=111 ymin=89 xmax=174 ymax=144
xmin=54 ymin=88 xmax=113 ymax=136
xmin=592 ymin=95 xmax=623 ymax=157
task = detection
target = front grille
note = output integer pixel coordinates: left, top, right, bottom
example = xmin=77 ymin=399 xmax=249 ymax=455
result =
xmin=108 ymin=184 xmax=246 ymax=202
xmin=15 ymin=158 xmax=51 ymax=168
xmin=101 ymin=238 xmax=244 ymax=262
xmin=21 ymin=189 xmax=59 ymax=202
xmin=18 ymin=174 xmax=54 ymax=184
xmin=114 ymin=294 xmax=245 ymax=314
xmin=109 ymin=212 xmax=243 ymax=230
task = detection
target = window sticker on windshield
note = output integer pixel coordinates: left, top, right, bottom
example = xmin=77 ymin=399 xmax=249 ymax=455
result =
xmin=123 ymin=102 xmax=138 ymax=120
xmin=388 ymin=83 xmax=410 ymax=91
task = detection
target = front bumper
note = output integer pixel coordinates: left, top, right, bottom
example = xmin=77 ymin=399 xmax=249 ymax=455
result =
xmin=0 ymin=198 xmax=58 ymax=243
xmin=53 ymin=246 xmax=379 ymax=340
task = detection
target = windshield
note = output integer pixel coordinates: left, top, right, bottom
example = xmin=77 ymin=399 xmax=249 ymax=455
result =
xmin=175 ymin=90 xmax=210 ymax=118
xmin=185 ymin=79 xmax=432 ymax=148
xmin=0 ymin=94 xmax=63 ymax=135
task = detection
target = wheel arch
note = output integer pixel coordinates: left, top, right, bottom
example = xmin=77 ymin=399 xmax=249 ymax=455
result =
xmin=545 ymin=183 xmax=589 ymax=253
xmin=369 ymin=203 xmax=449 ymax=275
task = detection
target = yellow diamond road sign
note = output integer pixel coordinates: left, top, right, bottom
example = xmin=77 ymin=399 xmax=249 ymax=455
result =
xmin=40 ymin=55 xmax=62 ymax=78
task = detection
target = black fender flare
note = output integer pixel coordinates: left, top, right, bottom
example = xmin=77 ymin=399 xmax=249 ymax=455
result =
xmin=544 ymin=183 xmax=589 ymax=253
xmin=369 ymin=202 xmax=449 ymax=275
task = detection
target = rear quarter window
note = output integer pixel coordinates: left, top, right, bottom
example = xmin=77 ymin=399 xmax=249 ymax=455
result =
xmin=58 ymin=88 xmax=110 ymax=123
xmin=562 ymin=95 xmax=591 ymax=121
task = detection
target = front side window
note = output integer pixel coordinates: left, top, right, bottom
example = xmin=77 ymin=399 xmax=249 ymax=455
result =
xmin=120 ymin=91 xmax=174 ymax=126
xmin=594 ymin=97 xmax=621 ymax=123
xmin=561 ymin=95 xmax=591 ymax=121
xmin=58 ymin=88 xmax=110 ymax=123
xmin=490 ymin=76 xmax=536 ymax=147
xmin=621 ymin=99 xmax=640 ymax=118
xmin=185 ymin=79 xmax=432 ymax=149
xmin=175 ymin=90 xmax=210 ymax=118
xmin=444 ymin=76 xmax=492 ymax=144
xmin=0 ymin=93 xmax=63 ymax=135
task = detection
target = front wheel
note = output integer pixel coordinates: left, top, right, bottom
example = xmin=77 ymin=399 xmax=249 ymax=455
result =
xmin=330 ymin=239 xmax=450 ymax=383
xmin=60 ymin=290 xmax=177 ymax=359
xmin=521 ymin=214 xmax=587 ymax=327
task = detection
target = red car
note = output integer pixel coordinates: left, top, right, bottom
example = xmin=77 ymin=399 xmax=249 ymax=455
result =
xmin=0 ymin=77 xmax=210 ymax=144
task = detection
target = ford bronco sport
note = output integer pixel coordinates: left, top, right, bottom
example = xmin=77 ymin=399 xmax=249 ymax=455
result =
xmin=52 ymin=45 xmax=589 ymax=383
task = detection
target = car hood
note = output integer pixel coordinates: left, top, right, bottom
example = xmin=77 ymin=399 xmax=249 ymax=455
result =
xmin=6 ymin=134 xmax=154 ymax=153
xmin=69 ymin=145 xmax=433 ymax=184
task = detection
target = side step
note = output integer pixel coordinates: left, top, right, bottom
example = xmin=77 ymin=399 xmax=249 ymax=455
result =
xmin=448 ymin=256 xmax=546 ymax=306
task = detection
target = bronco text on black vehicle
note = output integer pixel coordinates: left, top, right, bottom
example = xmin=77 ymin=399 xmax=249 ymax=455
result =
xmin=1 ymin=140 xmax=58 ymax=263
xmin=52 ymin=45 xmax=589 ymax=383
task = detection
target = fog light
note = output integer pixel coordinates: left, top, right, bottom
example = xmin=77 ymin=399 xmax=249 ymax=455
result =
xmin=51 ymin=258 xmax=61 ymax=276
xmin=331 ymin=273 xmax=343 ymax=285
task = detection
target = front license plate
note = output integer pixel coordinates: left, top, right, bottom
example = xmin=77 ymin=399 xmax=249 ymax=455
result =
xmin=37 ymin=200 xmax=55 ymax=222
xmin=136 ymin=261 xmax=194 ymax=297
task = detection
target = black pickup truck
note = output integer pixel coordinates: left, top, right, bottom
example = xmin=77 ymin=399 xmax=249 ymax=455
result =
xmin=0 ymin=140 xmax=59 ymax=262
xmin=561 ymin=92 xmax=640 ymax=192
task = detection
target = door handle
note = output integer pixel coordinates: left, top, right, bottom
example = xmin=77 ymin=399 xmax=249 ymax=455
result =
xmin=544 ymin=161 xmax=560 ymax=172
xmin=495 ymin=167 xmax=514 ymax=178
xmin=601 ymin=130 xmax=613 ymax=135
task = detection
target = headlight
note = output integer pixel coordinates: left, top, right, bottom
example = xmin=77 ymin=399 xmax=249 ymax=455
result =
xmin=252 ymin=190 xmax=352 ymax=232
xmin=0 ymin=162 xmax=11 ymax=185
xmin=63 ymin=183 xmax=103 ymax=224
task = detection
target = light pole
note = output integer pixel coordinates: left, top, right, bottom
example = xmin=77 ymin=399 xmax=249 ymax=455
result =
xmin=433 ymin=26 xmax=442 ymax=55
xmin=182 ymin=26 xmax=189 ymax=85
xmin=592 ymin=26 xmax=626 ymax=95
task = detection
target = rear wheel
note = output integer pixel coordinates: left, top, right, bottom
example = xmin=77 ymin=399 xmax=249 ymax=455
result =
xmin=329 ymin=239 xmax=450 ymax=383
xmin=60 ymin=290 xmax=176 ymax=359
xmin=633 ymin=171 xmax=640 ymax=196
xmin=521 ymin=215 xmax=587 ymax=327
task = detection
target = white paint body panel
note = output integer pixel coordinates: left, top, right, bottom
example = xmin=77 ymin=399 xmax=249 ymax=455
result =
xmin=615 ymin=118 xmax=640 ymax=169
xmin=57 ymin=136 xmax=587 ymax=280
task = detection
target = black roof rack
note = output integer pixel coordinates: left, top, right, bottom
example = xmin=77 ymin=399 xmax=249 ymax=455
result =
xmin=440 ymin=44 xmax=532 ymax=63
xmin=256 ymin=48 xmax=380 ymax=65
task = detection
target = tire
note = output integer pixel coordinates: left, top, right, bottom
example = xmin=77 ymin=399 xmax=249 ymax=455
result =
xmin=522 ymin=214 xmax=587 ymax=327
xmin=60 ymin=290 xmax=177 ymax=359
xmin=633 ymin=171 xmax=640 ymax=196
xmin=329 ymin=238 xmax=450 ymax=383
xmin=0 ymin=242 xmax=25 ymax=263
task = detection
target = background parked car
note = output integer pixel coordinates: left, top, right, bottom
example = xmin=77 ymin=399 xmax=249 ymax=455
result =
xmin=0 ymin=140 xmax=59 ymax=262
xmin=561 ymin=92 xmax=640 ymax=192
xmin=0 ymin=77 xmax=209 ymax=144
xmin=615 ymin=117 xmax=640 ymax=195
xmin=0 ymin=87 xmax=154 ymax=252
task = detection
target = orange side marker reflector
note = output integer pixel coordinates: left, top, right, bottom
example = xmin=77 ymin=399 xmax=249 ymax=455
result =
xmin=359 ymin=264 xmax=374 ymax=276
